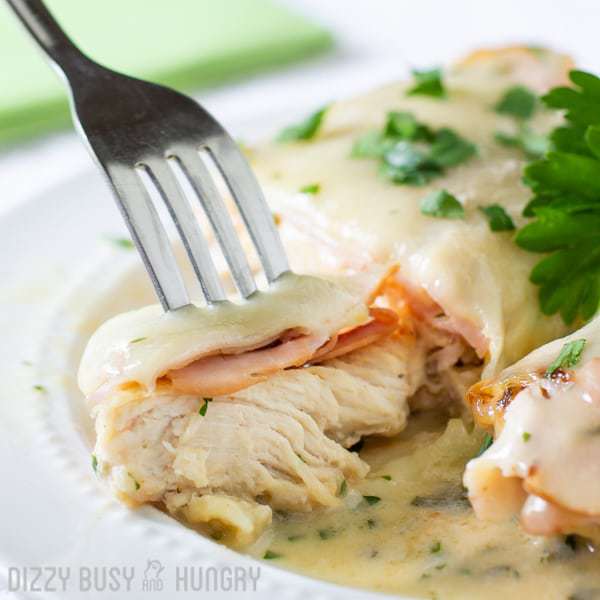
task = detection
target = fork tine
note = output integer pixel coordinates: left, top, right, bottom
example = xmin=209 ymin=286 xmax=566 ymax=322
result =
xmin=105 ymin=164 xmax=189 ymax=311
xmin=173 ymin=149 xmax=257 ymax=299
xmin=208 ymin=135 xmax=290 ymax=284
xmin=142 ymin=159 xmax=227 ymax=304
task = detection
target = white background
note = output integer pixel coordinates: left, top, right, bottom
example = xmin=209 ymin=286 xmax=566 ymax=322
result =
xmin=2 ymin=0 xmax=600 ymax=217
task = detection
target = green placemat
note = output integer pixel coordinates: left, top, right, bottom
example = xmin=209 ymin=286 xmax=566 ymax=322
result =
xmin=0 ymin=0 xmax=332 ymax=145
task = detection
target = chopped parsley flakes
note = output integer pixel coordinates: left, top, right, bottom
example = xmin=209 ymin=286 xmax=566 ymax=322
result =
xmin=545 ymin=339 xmax=586 ymax=376
xmin=263 ymin=550 xmax=282 ymax=559
xmin=91 ymin=454 xmax=98 ymax=472
xmin=105 ymin=236 xmax=135 ymax=250
xmin=199 ymin=398 xmax=212 ymax=416
xmin=33 ymin=384 xmax=46 ymax=393
xmin=495 ymin=85 xmax=538 ymax=120
xmin=495 ymin=127 xmax=549 ymax=159
xmin=522 ymin=432 xmax=532 ymax=442
xmin=479 ymin=204 xmax=516 ymax=231
xmin=494 ymin=85 xmax=548 ymax=158
xmin=338 ymin=479 xmax=348 ymax=497
xmin=515 ymin=70 xmax=600 ymax=323
xmin=352 ymin=112 xmax=476 ymax=186
xmin=318 ymin=527 xmax=336 ymax=540
xmin=420 ymin=190 xmax=465 ymax=219
xmin=300 ymin=183 xmax=320 ymax=194
xmin=363 ymin=495 xmax=381 ymax=506
xmin=430 ymin=541 xmax=442 ymax=554
xmin=407 ymin=68 xmax=446 ymax=99
xmin=277 ymin=106 xmax=328 ymax=142
xmin=477 ymin=433 xmax=494 ymax=457
xmin=129 ymin=337 xmax=147 ymax=344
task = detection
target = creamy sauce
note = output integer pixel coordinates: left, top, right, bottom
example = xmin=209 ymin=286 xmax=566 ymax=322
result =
xmin=259 ymin=414 xmax=600 ymax=599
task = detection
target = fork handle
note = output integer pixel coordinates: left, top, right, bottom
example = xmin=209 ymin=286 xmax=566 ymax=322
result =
xmin=5 ymin=0 xmax=91 ymax=78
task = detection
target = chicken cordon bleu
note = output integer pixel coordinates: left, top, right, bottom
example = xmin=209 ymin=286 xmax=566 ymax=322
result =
xmin=465 ymin=316 xmax=600 ymax=542
xmin=80 ymin=274 xmax=432 ymax=545
xmin=81 ymin=47 xmax=583 ymax=550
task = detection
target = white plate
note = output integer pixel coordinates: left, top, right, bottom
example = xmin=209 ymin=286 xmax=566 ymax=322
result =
xmin=0 ymin=62 xmax=408 ymax=600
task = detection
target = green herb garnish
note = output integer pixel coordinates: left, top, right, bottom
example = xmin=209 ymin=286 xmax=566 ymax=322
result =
xmin=381 ymin=475 xmax=392 ymax=481
xmin=515 ymin=71 xmax=600 ymax=323
xmin=430 ymin=541 xmax=442 ymax=554
xmin=263 ymin=550 xmax=282 ymax=559
xmin=421 ymin=190 xmax=465 ymax=219
xmin=495 ymin=85 xmax=538 ymax=120
xmin=338 ymin=479 xmax=348 ymax=497
xmin=477 ymin=433 xmax=494 ymax=457
xmin=407 ymin=68 xmax=446 ymax=98
xmin=522 ymin=432 xmax=532 ymax=442
xmin=106 ymin=236 xmax=134 ymax=250
xmin=129 ymin=337 xmax=147 ymax=344
xmin=199 ymin=397 xmax=212 ymax=416
xmin=300 ymin=183 xmax=321 ymax=194
xmin=367 ymin=518 xmax=377 ymax=529
xmin=33 ymin=384 xmax=46 ymax=393
xmin=495 ymin=127 xmax=549 ymax=158
xmin=545 ymin=339 xmax=586 ymax=376
xmin=479 ymin=204 xmax=516 ymax=231
xmin=318 ymin=528 xmax=336 ymax=540
xmin=287 ymin=534 xmax=305 ymax=542
xmin=91 ymin=454 xmax=98 ymax=472
xmin=277 ymin=106 xmax=328 ymax=142
xmin=363 ymin=495 xmax=381 ymax=506
xmin=129 ymin=473 xmax=140 ymax=490
xmin=352 ymin=112 xmax=475 ymax=185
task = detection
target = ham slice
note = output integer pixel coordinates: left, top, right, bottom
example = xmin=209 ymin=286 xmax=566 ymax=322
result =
xmin=167 ymin=308 xmax=399 ymax=397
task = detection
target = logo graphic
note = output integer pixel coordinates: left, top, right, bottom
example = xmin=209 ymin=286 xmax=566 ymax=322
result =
xmin=142 ymin=560 xmax=164 ymax=592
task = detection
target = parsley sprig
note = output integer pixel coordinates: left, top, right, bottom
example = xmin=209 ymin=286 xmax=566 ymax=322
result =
xmin=516 ymin=71 xmax=600 ymax=324
xmin=352 ymin=112 xmax=476 ymax=186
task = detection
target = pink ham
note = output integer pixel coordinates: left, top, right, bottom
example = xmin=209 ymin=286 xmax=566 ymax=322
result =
xmin=167 ymin=308 xmax=399 ymax=397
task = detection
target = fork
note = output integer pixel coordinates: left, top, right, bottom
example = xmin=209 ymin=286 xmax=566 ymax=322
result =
xmin=7 ymin=0 xmax=290 ymax=310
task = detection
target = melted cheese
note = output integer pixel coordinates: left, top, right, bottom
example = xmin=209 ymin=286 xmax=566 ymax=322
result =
xmin=78 ymin=273 xmax=368 ymax=396
xmin=252 ymin=52 xmax=571 ymax=375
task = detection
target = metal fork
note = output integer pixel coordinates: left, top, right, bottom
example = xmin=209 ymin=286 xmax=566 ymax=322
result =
xmin=7 ymin=0 xmax=290 ymax=310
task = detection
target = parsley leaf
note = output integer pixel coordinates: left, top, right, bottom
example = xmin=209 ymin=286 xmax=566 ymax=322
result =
xmin=479 ymin=204 xmax=516 ymax=231
xmin=106 ymin=236 xmax=135 ymax=250
xmin=263 ymin=550 xmax=282 ymax=559
xmin=277 ymin=106 xmax=328 ymax=142
xmin=515 ymin=70 xmax=600 ymax=323
xmin=381 ymin=142 xmax=441 ymax=185
xmin=91 ymin=454 xmax=98 ymax=472
xmin=353 ymin=112 xmax=476 ymax=186
xmin=428 ymin=128 xmax=476 ymax=167
xmin=338 ymin=479 xmax=348 ymax=497
xmin=522 ymin=432 xmax=532 ymax=442
xmin=199 ymin=397 xmax=212 ymax=416
xmin=421 ymin=190 xmax=465 ymax=219
xmin=495 ymin=127 xmax=549 ymax=158
xmin=495 ymin=85 xmax=538 ymax=119
xmin=300 ymin=183 xmax=320 ymax=194
xmin=407 ymin=68 xmax=446 ymax=98
xmin=363 ymin=495 xmax=381 ymax=506
xmin=545 ymin=339 xmax=586 ymax=376
xmin=477 ymin=433 xmax=494 ymax=457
